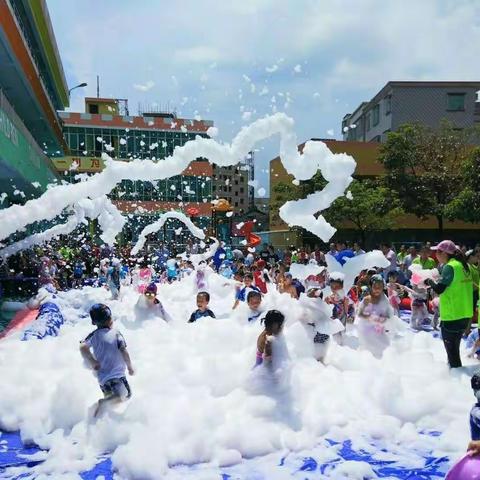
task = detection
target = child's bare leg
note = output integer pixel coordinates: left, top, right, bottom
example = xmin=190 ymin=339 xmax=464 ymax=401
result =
xmin=94 ymin=395 xmax=122 ymax=417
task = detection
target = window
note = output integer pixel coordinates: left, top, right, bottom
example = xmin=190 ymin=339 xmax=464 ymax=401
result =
xmin=372 ymin=104 xmax=380 ymax=126
xmin=385 ymin=95 xmax=392 ymax=115
xmin=366 ymin=112 xmax=371 ymax=131
xmin=88 ymin=103 xmax=99 ymax=114
xmin=447 ymin=93 xmax=466 ymax=111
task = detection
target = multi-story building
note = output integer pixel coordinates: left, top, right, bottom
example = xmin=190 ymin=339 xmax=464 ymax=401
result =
xmin=342 ymin=81 xmax=480 ymax=143
xmin=54 ymin=97 xmax=214 ymax=242
xmin=0 ymin=0 xmax=67 ymax=210
xmin=269 ymin=139 xmax=480 ymax=248
xmin=212 ymin=164 xmax=249 ymax=213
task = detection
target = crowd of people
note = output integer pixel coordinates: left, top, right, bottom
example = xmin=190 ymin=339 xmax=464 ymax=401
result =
xmin=2 ymin=236 xmax=480 ymax=455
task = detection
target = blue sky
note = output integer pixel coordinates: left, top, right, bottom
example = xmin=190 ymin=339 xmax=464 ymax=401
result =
xmin=47 ymin=0 xmax=480 ymax=194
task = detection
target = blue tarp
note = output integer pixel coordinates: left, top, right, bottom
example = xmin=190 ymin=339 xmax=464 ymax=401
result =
xmin=21 ymin=302 xmax=64 ymax=341
xmin=0 ymin=430 xmax=451 ymax=479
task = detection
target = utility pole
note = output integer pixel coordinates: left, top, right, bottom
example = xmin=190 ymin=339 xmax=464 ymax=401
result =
xmin=96 ymin=75 xmax=100 ymax=98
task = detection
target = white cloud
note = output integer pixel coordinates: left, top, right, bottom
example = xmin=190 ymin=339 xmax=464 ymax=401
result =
xmin=174 ymin=46 xmax=223 ymax=64
xmin=133 ymin=80 xmax=155 ymax=92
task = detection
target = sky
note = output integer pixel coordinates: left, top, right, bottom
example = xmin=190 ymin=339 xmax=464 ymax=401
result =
xmin=47 ymin=0 xmax=480 ymax=195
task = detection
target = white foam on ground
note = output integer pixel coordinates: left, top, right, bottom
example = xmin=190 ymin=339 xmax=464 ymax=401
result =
xmin=0 ymin=274 xmax=476 ymax=479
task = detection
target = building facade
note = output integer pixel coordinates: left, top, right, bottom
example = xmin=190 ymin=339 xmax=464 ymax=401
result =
xmin=0 ymin=0 xmax=67 ymax=209
xmin=212 ymin=164 xmax=249 ymax=213
xmin=342 ymin=81 xmax=480 ymax=143
xmin=55 ymin=98 xmax=214 ymax=243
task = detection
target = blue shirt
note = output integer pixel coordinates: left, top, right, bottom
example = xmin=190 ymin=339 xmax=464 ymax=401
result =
xmin=236 ymin=285 xmax=260 ymax=302
xmin=335 ymin=249 xmax=355 ymax=266
xmin=188 ymin=309 xmax=215 ymax=323
xmin=470 ymin=403 xmax=480 ymax=440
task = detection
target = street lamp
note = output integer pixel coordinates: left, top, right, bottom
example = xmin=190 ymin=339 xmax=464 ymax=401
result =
xmin=68 ymin=82 xmax=87 ymax=97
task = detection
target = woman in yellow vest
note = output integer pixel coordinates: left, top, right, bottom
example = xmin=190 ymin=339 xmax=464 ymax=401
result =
xmin=425 ymin=240 xmax=473 ymax=368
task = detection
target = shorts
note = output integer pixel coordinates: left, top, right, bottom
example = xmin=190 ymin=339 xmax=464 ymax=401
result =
xmin=100 ymin=377 xmax=131 ymax=400
xmin=314 ymin=332 xmax=330 ymax=344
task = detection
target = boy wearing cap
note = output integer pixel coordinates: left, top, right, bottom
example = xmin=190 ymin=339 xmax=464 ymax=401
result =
xmin=80 ymin=303 xmax=134 ymax=417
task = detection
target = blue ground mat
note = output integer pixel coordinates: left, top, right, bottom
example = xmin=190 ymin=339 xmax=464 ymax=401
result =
xmin=0 ymin=430 xmax=451 ymax=479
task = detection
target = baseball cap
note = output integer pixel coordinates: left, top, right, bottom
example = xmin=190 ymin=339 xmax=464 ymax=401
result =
xmin=145 ymin=283 xmax=157 ymax=295
xmin=431 ymin=240 xmax=458 ymax=255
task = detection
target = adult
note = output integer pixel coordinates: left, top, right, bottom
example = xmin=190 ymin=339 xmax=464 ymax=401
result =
xmin=397 ymin=245 xmax=407 ymax=266
xmin=425 ymin=240 xmax=474 ymax=368
xmin=381 ymin=242 xmax=397 ymax=279
xmin=413 ymin=245 xmax=437 ymax=270
xmin=260 ymin=243 xmax=270 ymax=262
xmin=353 ymin=242 xmax=366 ymax=256
xmin=334 ymin=241 xmax=355 ymax=266
xmin=403 ymin=246 xmax=418 ymax=276
xmin=327 ymin=242 xmax=337 ymax=257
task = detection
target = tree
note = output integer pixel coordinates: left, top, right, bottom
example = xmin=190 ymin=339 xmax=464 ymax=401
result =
xmin=445 ymin=147 xmax=480 ymax=223
xmin=323 ymin=179 xmax=403 ymax=245
xmin=379 ymin=122 xmax=478 ymax=234
xmin=272 ymin=177 xmax=403 ymax=245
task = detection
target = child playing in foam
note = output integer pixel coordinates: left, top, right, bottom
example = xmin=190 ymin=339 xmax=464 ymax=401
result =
xmin=80 ymin=304 xmax=134 ymax=417
xmin=324 ymin=272 xmax=354 ymax=343
xmin=356 ymin=274 xmax=393 ymax=358
xmin=254 ymin=310 xmax=288 ymax=368
xmin=188 ymin=291 xmax=215 ymax=323
xmin=386 ymin=271 xmax=402 ymax=317
xmin=300 ymin=284 xmax=344 ymax=362
xmin=246 ymin=290 xmax=264 ymax=323
xmin=134 ymin=283 xmax=171 ymax=322
xmin=233 ymin=273 xmax=261 ymax=309
xmin=134 ymin=260 xmax=153 ymax=293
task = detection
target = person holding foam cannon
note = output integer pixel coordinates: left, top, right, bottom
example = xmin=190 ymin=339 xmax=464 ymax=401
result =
xmin=80 ymin=304 xmax=134 ymax=417
xmin=425 ymin=240 xmax=473 ymax=368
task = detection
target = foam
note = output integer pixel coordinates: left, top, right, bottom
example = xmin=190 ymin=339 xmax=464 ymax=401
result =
xmin=0 ymin=275 xmax=475 ymax=478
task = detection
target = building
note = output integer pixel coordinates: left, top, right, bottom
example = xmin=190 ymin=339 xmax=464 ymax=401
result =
xmin=269 ymin=139 xmax=480 ymax=248
xmin=212 ymin=150 xmax=255 ymax=214
xmin=212 ymin=164 xmax=249 ymax=213
xmin=0 ymin=0 xmax=68 ymax=210
xmin=55 ymin=97 xmax=214 ymax=243
xmin=342 ymin=81 xmax=480 ymax=143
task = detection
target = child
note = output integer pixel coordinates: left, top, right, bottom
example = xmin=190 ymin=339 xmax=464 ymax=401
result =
xmin=135 ymin=260 xmax=153 ymax=293
xmin=233 ymin=273 xmax=261 ymax=309
xmin=386 ymin=271 xmax=402 ymax=316
xmin=325 ymin=272 xmax=354 ymax=331
xmin=188 ymin=291 xmax=216 ymax=322
xmin=72 ymin=259 xmax=86 ymax=289
xmin=195 ymin=261 xmax=209 ymax=292
xmin=400 ymin=283 xmax=430 ymax=330
xmin=303 ymin=286 xmax=344 ymax=362
xmin=166 ymin=258 xmax=178 ymax=283
xmin=107 ymin=258 xmax=122 ymax=300
xmin=470 ymin=374 xmax=480 ymax=441
xmin=467 ymin=329 xmax=480 ymax=359
xmin=278 ymin=273 xmax=298 ymax=299
xmin=80 ymin=304 xmax=134 ymax=417
xmin=253 ymin=261 xmax=269 ymax=294
xmin=247 ymin=290 xmax=264 ymax=323
xmin=255 ymin=310 xmax=285 ymax=367
xmin=356 ymin=274 xmax=393 ymax=358
xmin=135 ymin=283 xmax=171 ymax=322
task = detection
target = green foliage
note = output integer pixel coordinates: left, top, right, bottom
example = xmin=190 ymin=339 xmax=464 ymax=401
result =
xmin=324 ymin=179 xmax=403 ymax=236
xmin=379 ymin=121 xmax=478 ymax=231
xmin=272 ymin=176 xmax=402 ymax=241
xmin=445 ymin=147 xmax=480 ymax=223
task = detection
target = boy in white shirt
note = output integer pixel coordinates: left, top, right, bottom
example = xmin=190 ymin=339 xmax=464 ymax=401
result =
xmin=80 ymin=303 xmax=134 ymax=417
